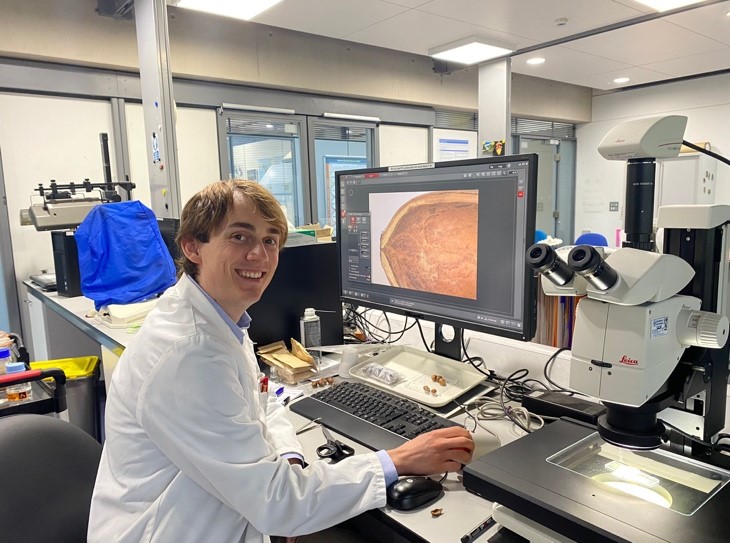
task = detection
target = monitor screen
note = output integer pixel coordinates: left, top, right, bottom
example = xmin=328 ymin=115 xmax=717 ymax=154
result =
xmin=157 ymin=218 xmax=180 ymax=261
xmin=336 ymin=155 xmax=538 ymax=350
xmin=247 ymin=242 xmax=344 ymax=348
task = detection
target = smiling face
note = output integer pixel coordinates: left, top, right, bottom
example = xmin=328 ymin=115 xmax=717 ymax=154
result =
xmin=181 ymin=194 xmax=281 ymax=322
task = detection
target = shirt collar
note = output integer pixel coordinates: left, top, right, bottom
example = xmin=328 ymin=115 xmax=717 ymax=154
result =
xmin=187 ymin=274 xmax=250 ymax=344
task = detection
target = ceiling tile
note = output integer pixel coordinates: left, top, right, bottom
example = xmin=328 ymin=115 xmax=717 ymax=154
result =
xmin=418 ymin=0 xmax=646 ymax=41
xmin=254 ymin=0 xmax=408 ymax=39
xmin=344 ymin=9 xmax=529 ymax=55
xmin=247 ymin=0 xmax=728 ymax=91
xmin=564 ymin=18 xmax=727 ymax=65
xmin=512 ymin=46 xmax=630 ymax=82
xmin=382 ymin=0 xmax=433 ymax=7
xmin=643 ymin=46 xmax=730 ymax=76
xmin=572 ymin=65 xmax=675 ymax=90
xmin=663 ymin=1 xmax=730 ymax=45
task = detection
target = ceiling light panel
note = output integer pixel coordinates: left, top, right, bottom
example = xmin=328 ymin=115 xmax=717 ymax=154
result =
xmin=173 ymin=0 xmax=283 ymax=21
xmin=634 ymin=0 xmax=706 ymax=12
xmin=430 ymin=37 xmax=513 ymax=65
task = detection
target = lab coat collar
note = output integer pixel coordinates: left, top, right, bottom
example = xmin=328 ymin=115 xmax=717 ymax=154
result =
xmin=180 ymin=274 xmax=250 ymax=345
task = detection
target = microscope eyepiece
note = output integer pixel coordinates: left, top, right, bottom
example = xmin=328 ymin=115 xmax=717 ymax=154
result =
xmin=526 ymin=243 xmax=574 ymax=287
xmin=568 ymin=245 xmax=619 ymax=292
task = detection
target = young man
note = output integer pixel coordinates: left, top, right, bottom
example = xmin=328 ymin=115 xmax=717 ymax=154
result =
xmin=88 ymin=180 xmax=474 ymax=542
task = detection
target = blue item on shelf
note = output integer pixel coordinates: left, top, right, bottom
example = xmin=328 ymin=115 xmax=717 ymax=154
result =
xmin=575 ymin=232 xmax=608 ymax=247
xmin=75 ymin=201 xmax=176 ymax=310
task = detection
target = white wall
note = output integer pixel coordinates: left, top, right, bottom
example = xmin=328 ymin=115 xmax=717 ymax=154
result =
xmin=378 ymin=125 xmax=429 ymax=167
xmin=575 ymin=73 xmax=730 ymax=244
xmin=126 ymin=103 xmax=221 ymax=210
xmin=0 ymin=93 xmax=116 ymax=286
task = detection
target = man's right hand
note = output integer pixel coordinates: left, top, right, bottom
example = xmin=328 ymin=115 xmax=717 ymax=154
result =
xmin=386 ymin=426 xmax=474 ymax=475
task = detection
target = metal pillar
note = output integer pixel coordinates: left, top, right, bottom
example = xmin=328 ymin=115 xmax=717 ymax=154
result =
xmin=110 ymin=97 xmax=133 ymax=201
xmin=133 ymin=0 xmax=181 ymax=218
xmin=478 ymin=58 xmax=512 ymax=156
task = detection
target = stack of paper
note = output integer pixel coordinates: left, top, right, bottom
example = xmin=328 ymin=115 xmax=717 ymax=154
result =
xmin=257 ymin=340 xmax=317 ymax=384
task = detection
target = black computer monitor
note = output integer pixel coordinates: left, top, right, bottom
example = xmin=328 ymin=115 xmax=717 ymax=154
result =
xmin=336 ymin=155 xmax=538 ymax=359
xmin=247 ymin=242 xmax=344 ymax=348
xmin=157 ymin=218 xmax=181 ymax=262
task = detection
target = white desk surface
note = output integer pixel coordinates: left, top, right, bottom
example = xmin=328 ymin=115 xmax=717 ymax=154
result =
xmin=25 ymin=284 xmax=523 ymax=542
xmin=24 ymin=280 xmax=135 ymax=351
xmin=286 ymin=372 xmax=531 ymax=543
xmin=289 ymin=404 xmax=510 ymax=543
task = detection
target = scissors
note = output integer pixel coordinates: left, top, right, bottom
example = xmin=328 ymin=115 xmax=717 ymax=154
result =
xmin=316 ymin=426 xmax=355 ymax=464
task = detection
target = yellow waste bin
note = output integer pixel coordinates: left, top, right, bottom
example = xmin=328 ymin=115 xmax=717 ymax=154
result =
xmin=30 ymin=356 xmax=100 ymax=440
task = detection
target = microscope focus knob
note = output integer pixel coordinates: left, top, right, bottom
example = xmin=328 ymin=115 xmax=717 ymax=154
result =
xmin=697 ymin=313 xmax=729 ymax=348
xmin=679 ymin=310 xmax=729 ymax=349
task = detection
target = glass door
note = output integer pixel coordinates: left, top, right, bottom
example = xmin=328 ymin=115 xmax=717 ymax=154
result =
xmin=220 ymin=111 xmax=309 ymax=227
xmin=516 ymin=137 xmax=575 ymax=244
xmin=307 ymin=120 xmax=377 ymax=228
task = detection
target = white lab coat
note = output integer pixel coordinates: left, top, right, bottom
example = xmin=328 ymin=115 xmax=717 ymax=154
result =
xmin=88 ymin=274 xmax=387 ymax=543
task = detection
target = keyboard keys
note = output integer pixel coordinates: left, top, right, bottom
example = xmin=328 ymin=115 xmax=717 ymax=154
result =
xmin=307 ymin=381 xmax=458 ymax=440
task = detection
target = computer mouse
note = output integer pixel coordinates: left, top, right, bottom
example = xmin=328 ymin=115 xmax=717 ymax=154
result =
xmin=386 ymin=476 xmax=443 ymax=511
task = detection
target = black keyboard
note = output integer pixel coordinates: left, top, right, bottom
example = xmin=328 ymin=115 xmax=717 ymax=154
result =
xmin=290 ymin=381 xmax=460 ymax=451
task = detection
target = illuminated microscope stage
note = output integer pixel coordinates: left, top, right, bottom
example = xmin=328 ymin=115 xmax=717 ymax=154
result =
xmin=463 ymin=419 xmax=730 ymax=543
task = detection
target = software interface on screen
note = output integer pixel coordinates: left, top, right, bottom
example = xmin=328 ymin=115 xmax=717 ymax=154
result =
xmin=337 ymin=156 xmax=537 ymax=341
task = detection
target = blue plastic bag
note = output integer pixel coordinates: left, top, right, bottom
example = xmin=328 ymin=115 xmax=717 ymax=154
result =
xmin=75 ymin=201 xmax=176 ymax=310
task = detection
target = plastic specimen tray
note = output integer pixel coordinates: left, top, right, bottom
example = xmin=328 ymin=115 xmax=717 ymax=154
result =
xmin=348 ymin=345 xmax=486 ymax=407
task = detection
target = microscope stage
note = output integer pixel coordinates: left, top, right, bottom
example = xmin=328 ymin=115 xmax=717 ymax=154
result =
xmin=463 ymin=418 xmax=730 ymax=543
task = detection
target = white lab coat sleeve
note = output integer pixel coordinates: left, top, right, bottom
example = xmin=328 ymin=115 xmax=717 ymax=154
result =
xmin=265 ymin=396 xmax=304 ymax=457
xmin=137 ymin=334 xmax=387 ymax=537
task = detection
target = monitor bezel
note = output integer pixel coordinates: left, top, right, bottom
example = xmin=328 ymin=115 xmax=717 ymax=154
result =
xmin=335 ymin=154 xmax=538 ymax=343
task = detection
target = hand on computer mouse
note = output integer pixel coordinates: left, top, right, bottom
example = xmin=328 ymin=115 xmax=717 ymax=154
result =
xmin=386 ymin=426 xmax=474 ymax=475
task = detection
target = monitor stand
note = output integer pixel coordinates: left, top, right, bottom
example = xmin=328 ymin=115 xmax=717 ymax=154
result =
xmin=434 ymin=324 xmax=463 ymax=361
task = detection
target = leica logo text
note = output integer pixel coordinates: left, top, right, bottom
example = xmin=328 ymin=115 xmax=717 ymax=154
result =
xmin=619 ymin=355 xmax=638 ymax=366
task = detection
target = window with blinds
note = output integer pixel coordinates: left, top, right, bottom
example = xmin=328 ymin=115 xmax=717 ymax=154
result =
xmin=435 ymin=109 xmax=478 ymax=131
xmin=309 ymin=120 xmax=375 ymax=228
xmin=224 ymin=112 xmax=305 ymax=226
xmin=511 ymin=118 xmax=576 ymax=139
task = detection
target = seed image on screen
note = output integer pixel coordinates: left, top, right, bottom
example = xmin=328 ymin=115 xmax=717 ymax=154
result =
xmin=373 ymin=190 xmax=478 ymax=299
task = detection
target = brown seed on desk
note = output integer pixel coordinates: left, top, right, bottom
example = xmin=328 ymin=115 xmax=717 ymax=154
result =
xmin=431 ymin=374 xmax=438 ymax=382
xmin=431 ymin=387 xmax=437 ymax=394
xmin=423 ymin=385 xmax=431 ymax=393
xmin=430 ymin=508 xmax=444 ymax=518
xmin=437 ymin=377 xmax=447 ymax=386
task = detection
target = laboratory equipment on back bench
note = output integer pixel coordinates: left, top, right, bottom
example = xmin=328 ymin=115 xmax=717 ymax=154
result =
xmin=25 ymin=178 xmax=135 ymax=298
xmin=23 ymin=134 xmax=136 ymax=297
